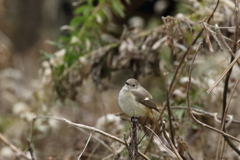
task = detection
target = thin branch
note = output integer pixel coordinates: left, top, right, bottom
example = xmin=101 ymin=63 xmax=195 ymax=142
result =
xmin=220 ymin=141 xmax=226 ymax=160
xmin=202 ymin=24 xmax=240 ymax=29
xmin=145 ymin=126 xmax=177 ymax=159
xmin=165 ymin=73 xmax=175 ymax=145
xmin=124 ymin=133 xmax=129 ymax=151
xmin=215 ymin=25 xmax=240 ymax=61
xmin=78 ymin=131 xmax=94 ymax=160
xmin=190 ymin=112 xmax=240 ymax=143
xmin=61 ymin=117 xmax=150 ymax=160
xmin=143 ymin=129 xmax=154 ymax=154
xmin=186 ymin=42 xmax=240 ymax=144
xmin=170 ymin=106 xmax=240 ymax=124
xmin=219 ymin=0 xmax=240 ymax=156
xmin=200 ymin=22 xmax=240 ymax=48
xmin=167 ymin=1 xmax=219 ymax=98
xmin=207 ymin=53 xmax=240 ymax=93
xmin=0 ymin=133 xmax=31 ymax=160
xmin=27 ymin=140 xmax=36 ymax=160
xmin=225 ymin=77 xmax=240 ymax=123
xmin=162 ymin=123 xmax=183 ymax=160
xmin=215 ymin=134 xmax=223 ymax=160
xmin=86 ymin=142 xmax=100 ymax=160
xmin=77 ymin=127 xmax=113 ymax=152
xmin=102 ymin=145 xmax=126 ymax=160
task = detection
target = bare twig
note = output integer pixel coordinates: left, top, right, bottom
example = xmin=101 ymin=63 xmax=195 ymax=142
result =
xmin=219 ymin=77 xmax=240 ymax=156
xmin=165 ymin=73 xmax=175 ymax=145
xmin=143 ymin=129 xmax=154 ymax=155
xmin=215 ymin=25 xmax=239 ymax=61
xmin=225 ymin=77 xmax=240 ymax=123
xmin=218 ymin=0 xmax=240 ymax=157
xmin=200 ymin=22 xmax=240 ymax=49
xmin=61 ymin=117 xmax=150 ymax=160
xmin=189 ymin=115 xmax=240 ymax=143
xmin=162 ymin=122 xmax=183 ymax=160
xmin=186 ymin=42 xmax=240 ymax=144
xmin=0 ymin=133 xmax=31 ymax=160
xmin=202 ymin=25 xmax=240 ymax=29
xmin=77 ymin=127 xmax=113 ymax=152
xmin=207 ymin=53 xmax=240 ymax=94
xmin=215 ymin=133 xmax=225 ymax=160
xmin=86 ymin=142 xmax=100 ymax=160
xmin=145 ymin=126 xmax=177 ymax=159
xmin=78 ymin=131 xmax=94 ymax=160
xmin=27 ymin=140 xmax=36 ymax=160
xmin=169 ymin=0 xmax=219 ymax=97
xmin=62 ymin=117 xmax=124 ymax=142
xmin=79 ymin=151 xmax=107 ymax=159
xmin=124 ymin=132 xmax=129 ymax=151
xmin=170 ymin=106 xmax=240 ymax=124
xmin=102 ymin=145 xmax=126 ymax=160
xmin=220 ymin=141 xmax=227 ymax=160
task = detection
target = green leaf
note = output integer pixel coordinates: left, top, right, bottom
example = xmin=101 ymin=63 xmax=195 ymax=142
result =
xmin=112 ymin=0 xmax=125 ymax=18
xmin=40 ymin=50 xmax=54 ymax=59
xmin=70 ymin=16 xmax=84 ymax=28
xmin=175 ymin=109 xmax=185 ymax=120
xmin=74 ymin=5 xmax=87 ymax=14
xmin=53 ymin=64 xmax=65 ymax=77
xmin=45 ymin=40 xmax=64 ymax=48
xmin=87 ymin=0 xmax=93 ymax=6
xmin=58 ymin=36 xmax=71 ymax=43
xmin=200 ymin=0 xmax=206 ymax=6
xmin=83 ymin=6 xmax=93 ymax=16
xmin=64 ymin=52 xmax=80 ymax=66
xmin=99 ymin=0 xmax=105 ymax=4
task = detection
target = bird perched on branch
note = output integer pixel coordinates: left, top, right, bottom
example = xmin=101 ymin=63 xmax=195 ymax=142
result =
xmin=118 ymin=78 xmax=159 ymax=121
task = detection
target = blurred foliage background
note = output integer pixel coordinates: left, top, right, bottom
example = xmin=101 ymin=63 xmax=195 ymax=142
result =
xmin=1 ymin=0 xmax=240 ymax=159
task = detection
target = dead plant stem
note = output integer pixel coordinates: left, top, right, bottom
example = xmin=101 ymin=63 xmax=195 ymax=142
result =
xmin=129 ymin=117 xmax=138 ymax=160
xmin=0 ymin=133 xmax=31 ymax=160
xmin=219 ymin=0 xmax=240 ymax=157
xmin=61 ymin=117 xmax=150 ymax=160
xmin=186 ymin=42 xmax=240 ymax=145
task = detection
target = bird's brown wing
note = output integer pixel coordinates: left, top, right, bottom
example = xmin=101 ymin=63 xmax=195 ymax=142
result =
xmin=131 ymin=91 xmax=159 ymax=112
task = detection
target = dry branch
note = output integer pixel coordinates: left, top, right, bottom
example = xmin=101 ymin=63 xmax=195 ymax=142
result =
xmin=78 ymin=131 xmax=94 ymax=160
xmin=61 ymin=117 xmax=150 ymax=160
xmin=207 ymin=53 xmax=240 ymax=94
xmin=187 ymin=42 xmax=240 ymax=145
xmin=145 ymin=126 xmax=178 ymax=159
xmin=0 ymin=133 xmax=31 ymax=160
xmin=129 ymin=117 xmax=138 ymax=160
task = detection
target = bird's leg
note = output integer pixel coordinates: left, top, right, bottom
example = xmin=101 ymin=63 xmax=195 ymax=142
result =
xmin=131 ymin=117 xmax=138 ymax=123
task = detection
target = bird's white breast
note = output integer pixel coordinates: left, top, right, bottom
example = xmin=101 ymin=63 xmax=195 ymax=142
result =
xmin=118 ymin=88 xmax=148 ymax=117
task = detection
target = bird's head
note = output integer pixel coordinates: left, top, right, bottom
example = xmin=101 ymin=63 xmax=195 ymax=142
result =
xmin=123 ymin=78 xmax=139 ymax=91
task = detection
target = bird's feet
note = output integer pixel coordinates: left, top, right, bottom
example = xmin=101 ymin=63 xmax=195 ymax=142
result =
xmin=131 ymin=117 xmax=138 ymax=123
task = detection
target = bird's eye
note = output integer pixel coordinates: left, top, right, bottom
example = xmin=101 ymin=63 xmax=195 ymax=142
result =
xmin=132 ymin=84 xmax=135 ymax=87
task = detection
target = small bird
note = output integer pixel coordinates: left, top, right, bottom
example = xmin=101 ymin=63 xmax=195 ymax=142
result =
xmin=118 ymin=78 xmax=159 ymax=120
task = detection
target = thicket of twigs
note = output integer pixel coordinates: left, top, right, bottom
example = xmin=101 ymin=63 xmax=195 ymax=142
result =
xmin=1 ymin=0 xmax=240 ymax=159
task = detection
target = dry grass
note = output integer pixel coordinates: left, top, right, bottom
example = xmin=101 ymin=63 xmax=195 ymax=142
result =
xmin=1 ymin=0 xmax=240 ymax=160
